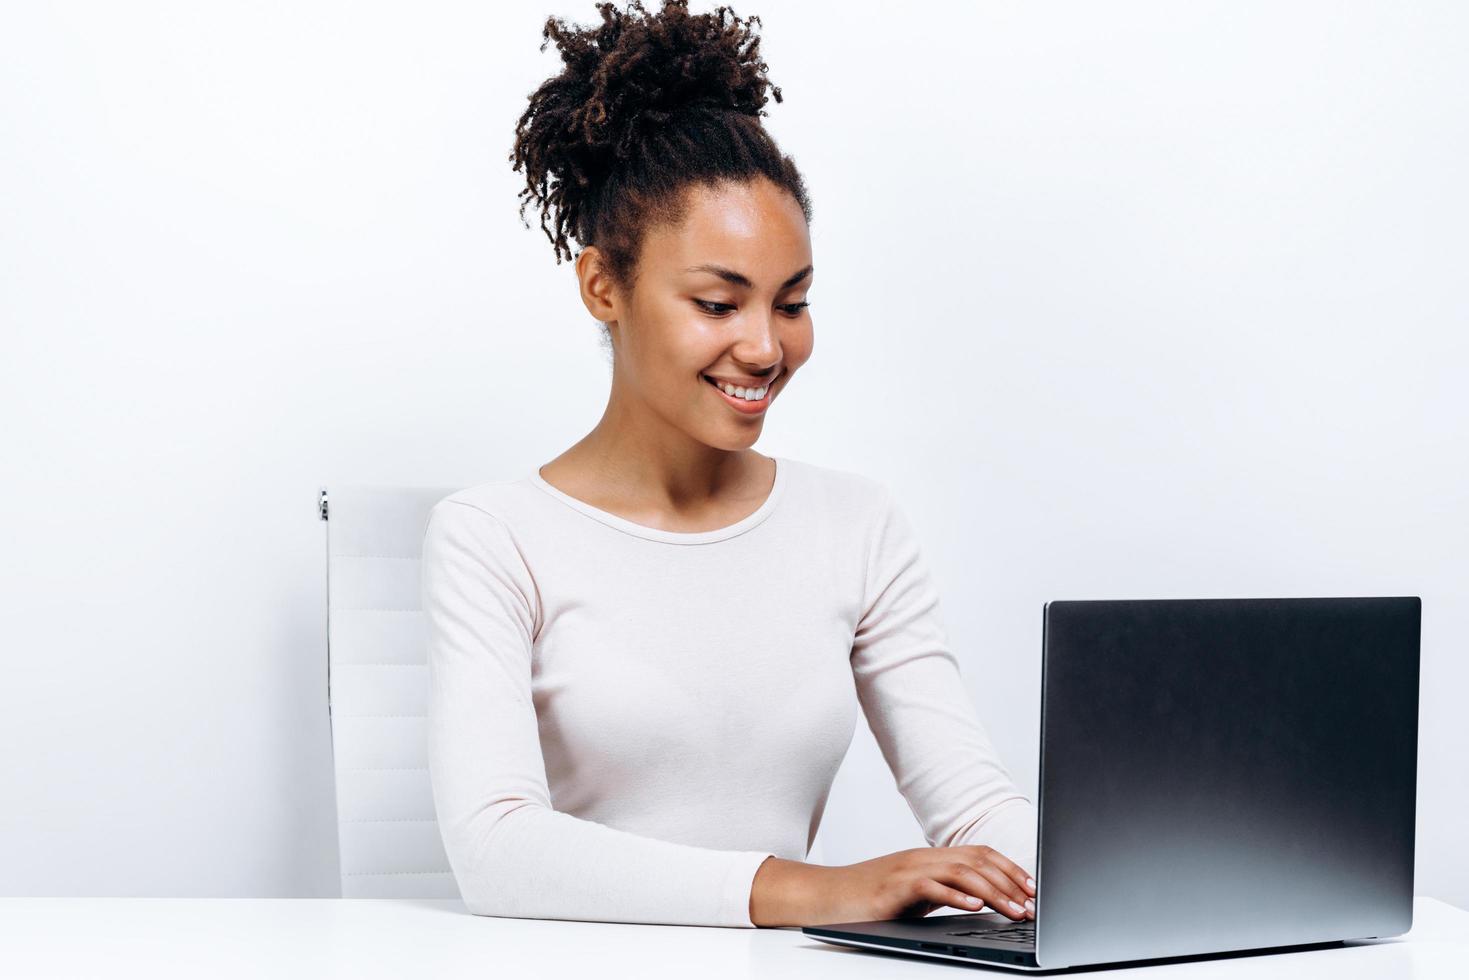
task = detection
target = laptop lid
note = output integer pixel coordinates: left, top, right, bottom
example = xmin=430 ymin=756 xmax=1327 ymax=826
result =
xmin=1034 ymin=596 xmax=1420 ymax=969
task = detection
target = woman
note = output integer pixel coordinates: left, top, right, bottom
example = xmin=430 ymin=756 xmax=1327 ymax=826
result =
xmin=421 ymin=0 xmax=1037 ymax=929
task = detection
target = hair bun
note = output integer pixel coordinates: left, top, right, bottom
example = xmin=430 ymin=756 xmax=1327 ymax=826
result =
xmin=512 ymin=0 xmax=809 ymax=269
xmin=543 ymin=0 xmax=781 ymax=162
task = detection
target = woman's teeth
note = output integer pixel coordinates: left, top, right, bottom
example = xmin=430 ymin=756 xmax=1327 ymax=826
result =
xmin=706 ymin=376 xmax=768 ymax=400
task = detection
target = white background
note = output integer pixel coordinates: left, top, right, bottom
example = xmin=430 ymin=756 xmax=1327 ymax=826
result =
xmin=2 ymin=0 xmax=1464 ymax=909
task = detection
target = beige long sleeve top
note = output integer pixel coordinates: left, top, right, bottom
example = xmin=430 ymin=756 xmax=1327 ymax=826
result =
xmin=420 ymin=454 xmax=1037 ymax=928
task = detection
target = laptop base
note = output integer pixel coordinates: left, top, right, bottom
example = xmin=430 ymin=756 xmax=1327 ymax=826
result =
xmin=804 ymin=928 xmax=1357 ymax=973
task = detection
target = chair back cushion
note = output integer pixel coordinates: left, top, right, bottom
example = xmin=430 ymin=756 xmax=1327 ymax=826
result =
xmin=324 ymin=484 xmax=461 ymax=898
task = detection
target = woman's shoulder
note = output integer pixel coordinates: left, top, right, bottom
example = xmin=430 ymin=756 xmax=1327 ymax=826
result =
xmin=427 ymin=474 xmax=544 ymax=532
xmin=779 ymin=455 xmax=895 ymax=522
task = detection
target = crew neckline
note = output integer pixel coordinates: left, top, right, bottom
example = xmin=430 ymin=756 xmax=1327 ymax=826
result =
xmin=528 ymin=456 xmax=789 ymax=545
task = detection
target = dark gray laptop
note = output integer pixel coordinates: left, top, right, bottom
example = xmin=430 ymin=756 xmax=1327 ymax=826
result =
xmin=803 ymin=597 xmax=1420 ymax=971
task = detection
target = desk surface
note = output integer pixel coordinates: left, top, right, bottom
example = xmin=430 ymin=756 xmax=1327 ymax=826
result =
xmin=1 ymin=896 xmax=1463 ymax=978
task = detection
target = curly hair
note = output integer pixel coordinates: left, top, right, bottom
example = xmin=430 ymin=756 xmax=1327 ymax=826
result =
xmin=510 ymin=0 xmax=812 ymax=299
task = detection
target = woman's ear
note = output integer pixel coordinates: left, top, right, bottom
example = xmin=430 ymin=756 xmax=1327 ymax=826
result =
xmin=575 ymin=245 xmax=619 ymax=324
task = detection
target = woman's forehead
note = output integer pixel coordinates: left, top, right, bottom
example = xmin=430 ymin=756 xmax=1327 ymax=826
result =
xmin=645 ymin=184 xmax=811 ymax=274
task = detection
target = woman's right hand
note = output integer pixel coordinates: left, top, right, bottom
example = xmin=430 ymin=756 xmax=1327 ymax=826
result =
xmin=751 ymin=846 xmax=1036 ymax=928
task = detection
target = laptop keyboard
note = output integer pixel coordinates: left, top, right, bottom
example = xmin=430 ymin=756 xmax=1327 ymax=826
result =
xmin=945 ymin=921 xmax=1036 ymax=947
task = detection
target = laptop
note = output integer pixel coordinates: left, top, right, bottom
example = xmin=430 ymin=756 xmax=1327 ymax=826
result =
xmin=803 ymin=596 xmax=1421 ymax=971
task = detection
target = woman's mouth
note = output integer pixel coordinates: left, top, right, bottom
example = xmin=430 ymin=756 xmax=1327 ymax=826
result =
xmin=703 ymin=372 xmax=777 ymax=415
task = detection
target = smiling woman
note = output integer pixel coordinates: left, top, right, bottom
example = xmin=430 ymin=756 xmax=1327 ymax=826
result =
xmin=420 ymin=0 xmax=1039 ymax=934
xmin=509 ymin=0 xmax=817 ymax=473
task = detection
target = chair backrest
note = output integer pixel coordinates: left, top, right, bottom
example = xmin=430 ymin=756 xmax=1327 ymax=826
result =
xmin=322 ymin=484 xmax=460 ymax=898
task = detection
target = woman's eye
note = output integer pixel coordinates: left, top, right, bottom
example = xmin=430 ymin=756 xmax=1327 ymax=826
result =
xmin=693 ymin=300 xmax=811 ymax=316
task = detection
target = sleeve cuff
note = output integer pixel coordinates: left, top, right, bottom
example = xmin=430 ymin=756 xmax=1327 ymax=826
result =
xmin=954 ymin=798 xmax=1038 ymax=877
xmin=720 ymin=851 xmax=777 ymax=927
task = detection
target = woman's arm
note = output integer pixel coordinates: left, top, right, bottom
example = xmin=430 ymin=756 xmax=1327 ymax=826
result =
xmin=849 ymin=485 xmax=1038 ymax=876
xmin=421 ymin=499 xmax=777 ymax=927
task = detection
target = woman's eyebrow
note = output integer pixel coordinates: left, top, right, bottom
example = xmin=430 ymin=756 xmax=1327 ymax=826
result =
xmin=684 ymin=263 xmax=813 ymax=289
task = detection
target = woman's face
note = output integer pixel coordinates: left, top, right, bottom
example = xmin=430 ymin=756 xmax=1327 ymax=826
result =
xmin=580 ymin=177 xmax=814 ymax=451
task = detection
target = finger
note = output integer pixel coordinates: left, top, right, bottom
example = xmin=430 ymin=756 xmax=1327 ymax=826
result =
xmin=965 ymin=845 xmax=1036 ymax=897
xmin=918 ymin=877 xmax=987 ymax=914
xmin=936 ymin=864 xmax=1028 ymax=921
xmin=968 ymin=861 xmax=1033 ymax=919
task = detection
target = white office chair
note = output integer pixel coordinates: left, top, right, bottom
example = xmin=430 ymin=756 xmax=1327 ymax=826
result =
xmin=320 ymin=484 xmax=829 ymax=900
xmin=321 ymin=484 xmax=460 ymax=898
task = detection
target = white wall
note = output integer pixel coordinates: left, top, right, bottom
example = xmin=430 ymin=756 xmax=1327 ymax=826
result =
xmin=2 ymin=0 xmax=1464 ymax=908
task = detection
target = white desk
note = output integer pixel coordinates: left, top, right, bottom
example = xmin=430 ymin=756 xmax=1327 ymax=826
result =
xmin=1 ymin=897 xmax=1464 ymax=978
